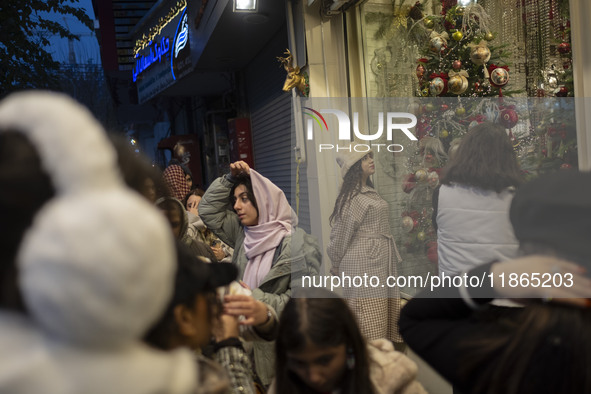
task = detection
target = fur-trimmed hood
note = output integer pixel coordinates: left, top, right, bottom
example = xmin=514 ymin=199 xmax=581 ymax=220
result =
xmin=368 ymin=339 xmax=428 ymax=394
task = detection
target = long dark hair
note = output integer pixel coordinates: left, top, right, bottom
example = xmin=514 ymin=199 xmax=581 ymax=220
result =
xmin=230 ymin=174 xmax=259 ymax=215
xmin=329 ymin=160 xmax=374 ymax=225
xmin=441 ymin=122 xmax=523 ymax=192
xmin=460 ymin=302 xmax=591 ymax=394
xmin=110 ymin=133 xmax=169 ymax=200
xmin=275 ymin=288 xmax=375 ymax=394
xmin=0 ymin=131 xmax=55 ymax=311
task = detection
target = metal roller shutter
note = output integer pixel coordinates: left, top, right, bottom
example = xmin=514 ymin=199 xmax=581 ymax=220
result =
xmin=244 ymin=26 xmax=311 ymax=232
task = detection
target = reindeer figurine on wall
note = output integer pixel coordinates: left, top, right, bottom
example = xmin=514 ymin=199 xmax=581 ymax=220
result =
xmin=277 ymin=49 xmax=308 ymax=96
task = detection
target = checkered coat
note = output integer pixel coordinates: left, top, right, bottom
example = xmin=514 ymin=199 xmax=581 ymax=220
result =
xmin=327 ymin=185 xmax=402 ymax=342
xmin=163 ymin=164 xmax=190 ymax=201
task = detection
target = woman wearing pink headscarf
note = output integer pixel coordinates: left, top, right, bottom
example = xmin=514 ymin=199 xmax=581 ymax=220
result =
xmin=199 ymin=161 xmax=321 ymax=387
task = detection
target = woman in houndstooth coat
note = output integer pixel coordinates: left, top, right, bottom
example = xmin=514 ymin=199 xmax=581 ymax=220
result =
xmin=327 ymin=148 xmax=403 ymax=343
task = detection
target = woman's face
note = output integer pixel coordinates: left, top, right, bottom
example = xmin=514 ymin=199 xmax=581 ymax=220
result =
xmin=142 ymin=177 xmax=157 ymax=203
xmin=233 ymin=184 xmax=258 ymax=226
xmin=177 ymin=294 xmax=213 ymax=349
xmin=287 ymin=342 xmax=347 ymax=393
xmin=187 ymin=194 xmax=201 ymax=216
xmin=162 ymin=207 xmax=182 ymax=239
xmin=360 ymin=152 xmax=375 ymax=178
xmin=185 ymin=173 xmax=193 ymax=189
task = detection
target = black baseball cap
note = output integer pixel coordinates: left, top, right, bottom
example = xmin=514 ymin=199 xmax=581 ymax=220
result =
xmin=510 ymin=170 xmax=591 ymax=262
xmin=175 ymin=243 xmax=237 ymax=298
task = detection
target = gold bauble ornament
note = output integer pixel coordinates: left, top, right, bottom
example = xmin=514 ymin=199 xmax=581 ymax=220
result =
xmin=470 ymin=45 xmax=491 ymax=66
xmin=415 ymin=169 xmax=428 ymax=182
xmin=417 ymin=231 xmax=427 ymax=241
xmin=448 ymin=74 xmax=469 ymax=95
xmin=470 ymin=42 xmax=492 ymax=78
xmin=455 ymin=107 xmax=466 ymax=116
xmin=421 ymin=88 xmax=430 ymax=97
xmin=424 ymin=18 xmax=434 ymax=29
xmin=430 ymin=36 xmax=447 ymax=53
xmin=484 ymin=32 xmax=494 ymax=41
xmin=452 ymin=31 xmax=463 ymax=41
xmin=427 ymin=171 xmax=439 ymax=188
xmin=425 ymin=103 xmax=435 ymax=112
xmin=440 ymin=129 xmax=449 ymax=138
xmin=402 ymin=216 xmax=415 ymax=233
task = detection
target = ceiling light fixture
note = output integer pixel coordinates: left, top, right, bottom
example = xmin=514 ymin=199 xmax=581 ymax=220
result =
xmin=233 ymin=0 xmax=258 ymax=12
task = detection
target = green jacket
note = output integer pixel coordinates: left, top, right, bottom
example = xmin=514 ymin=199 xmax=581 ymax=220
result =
xmin=200 ymin=174 xmax=322 ymax=386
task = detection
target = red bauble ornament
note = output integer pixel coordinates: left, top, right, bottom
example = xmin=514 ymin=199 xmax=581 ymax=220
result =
xmin=555 ymin=86 xmax=568 ymax=97
xmin=557 ymin=42 xmax=571 ymax=54
xmin=444 ymin=20 xmax=455 ymax=31
xmin=499 ymin=108 xmax=518 ymax=129
xmin=416 ymin=64 xmax=426 ymax=80
xmin=452 ymin=60 xmax=462 ymax=70
xmin=440 ymin=104 xmax=449 ymax=111
xmin=402 ymin=174 xmax=416 ymax=193
xmin=426 ymin=241 xmax=438 ymax=264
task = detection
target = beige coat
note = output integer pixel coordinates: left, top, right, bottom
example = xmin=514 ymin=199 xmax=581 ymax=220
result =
xmin=327 ymin=186 xmax=402 ymax=342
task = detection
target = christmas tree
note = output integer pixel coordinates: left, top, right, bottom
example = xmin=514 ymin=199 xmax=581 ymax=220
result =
xmin=400 ymin=1 xmax=523 ymax=264
xmin=415 ymin=2 xmax=520 ymax=99
xmin=400 ymin=1 xmax=577 ymax=266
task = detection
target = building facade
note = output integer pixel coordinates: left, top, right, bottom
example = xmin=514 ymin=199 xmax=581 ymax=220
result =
xmin=93 ymin=0 xmax=591 ymax=294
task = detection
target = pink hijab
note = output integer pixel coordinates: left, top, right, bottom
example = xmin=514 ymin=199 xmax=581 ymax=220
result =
xmin=242 ymin=170 xmax=297 ymax=289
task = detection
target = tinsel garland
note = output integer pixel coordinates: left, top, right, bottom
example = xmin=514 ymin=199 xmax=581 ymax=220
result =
xmin=460 ymin=4 xmax=492 ymax=34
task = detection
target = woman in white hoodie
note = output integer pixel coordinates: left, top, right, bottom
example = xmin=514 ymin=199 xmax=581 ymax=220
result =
xmin=0 ymin=91 xmax=198 ymax=394
xmin=434 ymin=122 xmax=523 ymax=277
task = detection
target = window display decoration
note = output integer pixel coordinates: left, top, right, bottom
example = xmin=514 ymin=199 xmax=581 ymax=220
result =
xmin=359 ymin=0 xmax=576 ymax=276
xmin=277 ymin=49 xmax=309 ymax=97
xmin=415 ymin=3 xmax=517 ymax=98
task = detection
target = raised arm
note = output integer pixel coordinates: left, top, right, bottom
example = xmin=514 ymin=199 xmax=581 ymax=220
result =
xmin=199 ymin=175 xmax=242 ymax=248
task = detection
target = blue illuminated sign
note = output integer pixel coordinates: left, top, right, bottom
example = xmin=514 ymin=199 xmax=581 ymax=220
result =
xmin=171 ymin=7 xmax=189 ymax=80
xmin=132 ymin=37 xmax=171 ymax=82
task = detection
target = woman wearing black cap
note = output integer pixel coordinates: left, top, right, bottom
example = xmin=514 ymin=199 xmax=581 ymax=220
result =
xmin=401 ymin=171 xmax=591 ymax=394
xmin=145 ymin=244 xmax=258 ymax=394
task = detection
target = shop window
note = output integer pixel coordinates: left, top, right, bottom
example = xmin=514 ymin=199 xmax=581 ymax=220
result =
xmin=352 ymin=0 xmax=576 ymax=296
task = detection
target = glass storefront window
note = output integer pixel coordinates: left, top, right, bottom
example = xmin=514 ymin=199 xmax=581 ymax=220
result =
xmin=353 ymin=0 xmax=576 ymax=296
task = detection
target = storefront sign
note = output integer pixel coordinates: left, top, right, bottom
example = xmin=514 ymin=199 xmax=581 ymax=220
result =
xmin=171 ymin=9 xmax=191 ymax=80
xmin=132 ymin=37 xmax=170 ymax=82
xmin=133 ymin=0 xmax=187 ymax=56
xmin=133 ymin=1 xmax=193 ymax=104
